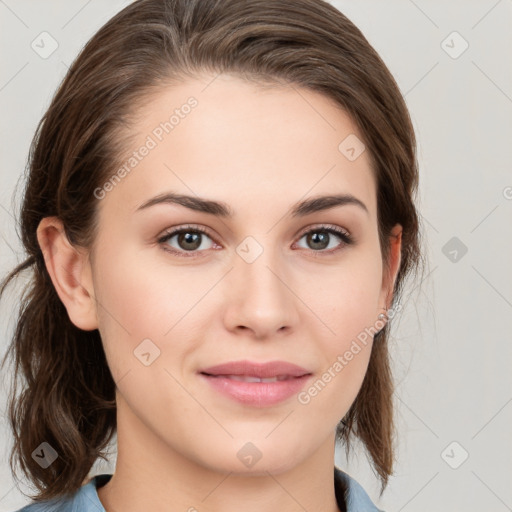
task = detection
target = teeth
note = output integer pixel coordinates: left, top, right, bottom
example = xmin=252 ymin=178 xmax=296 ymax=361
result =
xmin=223 ymin=375 xmax=289 ymax=382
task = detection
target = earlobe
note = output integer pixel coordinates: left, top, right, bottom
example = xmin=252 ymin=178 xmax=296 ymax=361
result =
xmin=36 ymin=217 xmax=98 ymax=331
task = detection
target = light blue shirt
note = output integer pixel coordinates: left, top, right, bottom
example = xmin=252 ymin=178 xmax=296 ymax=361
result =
xmin=15 ymin=467 xmax=384 ymax=512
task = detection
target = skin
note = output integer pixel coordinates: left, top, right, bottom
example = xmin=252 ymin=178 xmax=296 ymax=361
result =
xmin=37 ymin=73 xmax=402 ymax=512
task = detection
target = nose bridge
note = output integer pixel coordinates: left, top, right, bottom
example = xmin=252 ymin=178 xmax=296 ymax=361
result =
xmin=237 ymin=235 xmax=288 ymax=304
xmin=224 ymin=234 xmax=298 ymax=336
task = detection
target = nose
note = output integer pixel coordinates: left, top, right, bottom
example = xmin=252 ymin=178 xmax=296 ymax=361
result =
xmin=222 ymin=242 xmax=300 ymax=340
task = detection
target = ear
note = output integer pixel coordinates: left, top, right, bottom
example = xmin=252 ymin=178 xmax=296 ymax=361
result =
xmin=378 ymin=223 xmax=403 ymax=314
xmin=36 ymin=216 xmax=98 ymax=331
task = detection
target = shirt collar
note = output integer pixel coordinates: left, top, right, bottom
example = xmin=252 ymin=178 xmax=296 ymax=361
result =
xmin=335 ymin=466 xmax=385 ymax=512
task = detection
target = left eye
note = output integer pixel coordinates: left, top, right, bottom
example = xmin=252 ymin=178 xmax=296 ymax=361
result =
xmin=295 ymin=226 xmax=352 ymax=252
xmin=158 ymin=225 xmax=352 ymax=257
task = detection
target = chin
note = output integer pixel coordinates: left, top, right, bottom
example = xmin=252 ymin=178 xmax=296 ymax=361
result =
xmin=194 ymin=436 xmax=309 ymax=477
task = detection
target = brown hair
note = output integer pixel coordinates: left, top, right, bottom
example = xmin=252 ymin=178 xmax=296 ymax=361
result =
xmin=1 ymin=0 xmax=425 ymax=504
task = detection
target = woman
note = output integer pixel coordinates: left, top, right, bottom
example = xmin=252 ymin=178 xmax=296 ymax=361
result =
xmin=1 ymin=0 xmax=424 ymax=511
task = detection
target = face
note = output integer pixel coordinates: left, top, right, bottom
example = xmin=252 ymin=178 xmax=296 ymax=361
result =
xmin=66 ymin=74 xmax=401 ymax=475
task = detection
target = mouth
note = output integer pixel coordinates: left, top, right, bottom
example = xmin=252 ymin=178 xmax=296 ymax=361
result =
xmin=198 ymin=360 xmax=313 ymax=407
xmin=201 ymin=374 xmax=301 ymax=383
xmin=199 ymin=359 xmax=311 ymax=379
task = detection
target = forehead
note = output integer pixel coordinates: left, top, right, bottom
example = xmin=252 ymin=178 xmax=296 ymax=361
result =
xmin=97 ymin=73 xmax=377 ymax=222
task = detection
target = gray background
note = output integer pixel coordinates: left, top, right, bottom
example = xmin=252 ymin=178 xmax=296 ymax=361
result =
xmin=1 ymin=1 xmax=511 ymax=511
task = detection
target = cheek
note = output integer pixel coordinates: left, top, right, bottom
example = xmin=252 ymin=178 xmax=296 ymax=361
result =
xmin=91 ymin=245 xmax=214 ymax=375
xmin=300 ymin=307 xmax=376 ymax=422
xmin=93 ymin=252 xmax=164 ymax=336
xmin=303 ymin=253 xmax=382 ymax=397
xmin=93 ymin=242 xmax=181 ymax=331
xmin=309 ymin=254 xmax=382 ymax=342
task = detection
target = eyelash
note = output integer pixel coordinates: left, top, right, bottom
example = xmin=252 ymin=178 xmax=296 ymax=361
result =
xmin=157 ymin=223 xmax=354 ymax=258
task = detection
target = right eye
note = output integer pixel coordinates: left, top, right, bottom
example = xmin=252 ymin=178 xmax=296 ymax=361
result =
xmin=157 ymin=225 xmax=220 ymax=257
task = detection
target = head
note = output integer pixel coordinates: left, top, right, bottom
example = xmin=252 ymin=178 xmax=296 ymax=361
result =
xmin=1 ymin=0 xmax=424 ymax=502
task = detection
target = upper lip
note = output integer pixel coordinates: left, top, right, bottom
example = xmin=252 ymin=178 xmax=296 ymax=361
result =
xmin=200 ymin=360 xmax=311 ymax=378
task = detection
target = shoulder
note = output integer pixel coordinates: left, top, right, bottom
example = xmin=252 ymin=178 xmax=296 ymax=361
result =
xmin=12 ymin=474 xmax=112 ymax=512
xmin=334 ymin=466 xmax=386 ymax=512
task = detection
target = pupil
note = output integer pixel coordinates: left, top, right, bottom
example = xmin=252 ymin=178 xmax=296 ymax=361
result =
xmin=309 ymin=231 xmax=328 ymax=250
xmin=179 ymin=232 xmax=201 ymax=250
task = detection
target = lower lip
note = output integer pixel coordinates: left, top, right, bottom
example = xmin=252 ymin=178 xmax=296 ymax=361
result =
xmin=199 ymin=374 xmax=312 ymax=407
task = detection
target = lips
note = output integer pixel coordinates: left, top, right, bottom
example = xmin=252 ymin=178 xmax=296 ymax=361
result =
xmin=199 ymin=360 xmax=313 ymax=407
xmin=218 ymin=375 xmax=292 ymax=383
xmin=199 ymin=360 xmax=311 ymax=379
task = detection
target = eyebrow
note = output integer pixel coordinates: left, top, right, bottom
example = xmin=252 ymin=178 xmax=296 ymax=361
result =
xmin=135 ymin=191 xmax=369 ymax=217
